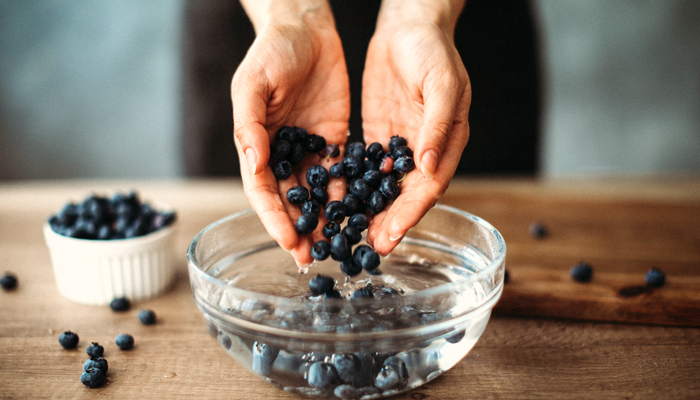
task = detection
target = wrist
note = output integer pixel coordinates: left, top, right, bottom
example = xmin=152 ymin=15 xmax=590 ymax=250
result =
xmin=240 ymin=0 xmax=335 ymax=33
xmin=376 ymin=0 xmax=465 ymax=37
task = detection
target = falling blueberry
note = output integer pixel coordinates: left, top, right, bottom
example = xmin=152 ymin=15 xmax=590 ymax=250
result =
xmin=570 ymin=262 xmax=593 ymax=282
xmin=645 ymin=267 xmax=665 ymax=287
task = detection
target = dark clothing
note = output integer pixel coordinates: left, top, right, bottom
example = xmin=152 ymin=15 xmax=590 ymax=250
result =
xmin=182 ymin=0 xmax=542 ymax=177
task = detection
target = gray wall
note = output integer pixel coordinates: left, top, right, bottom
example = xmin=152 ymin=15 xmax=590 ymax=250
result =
xmin=0 ymin=0 xmax=698 ymax=179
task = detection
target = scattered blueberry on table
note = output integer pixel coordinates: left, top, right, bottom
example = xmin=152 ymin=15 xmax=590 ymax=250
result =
xmin=115 ymin=334 xmax=134 ymax=350
xmin=80 ymin=368 xmax=104 ymax=388
xmin=570 ymin=262 xmax=593 ymax=282
xmin=109 ymin=297 xmax=131 ymax=312
xmin=138 ymin=309 xmax=157 ymax=325
xmin=86 ymin=342 xmax=104 ymax=358
xmin=645 ymin=267 xmax=666 ymax=287
xmin=528 ymin=221 xmax=548 ymax=239
xmin=0 ymin=272 xmax=18 ymax=291
xmin=83 ymin=357 xmax=108 ymax=374
xmin=58 ymin=331 xmax=79 ymax=349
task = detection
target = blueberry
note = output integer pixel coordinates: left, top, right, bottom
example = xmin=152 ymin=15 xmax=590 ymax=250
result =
xmin=138 ymin=309 xmax=156 ymax=325
xmin=324 ymin=144 xmax=340 ymax=158
xmin=340 ymin=258 xmax=362 ymax=277
xmin=394 ymin=156 xmax=415 ymax=173
xmin=309 ymin=274 xmax=335 ymax=295
xmin=353 ymin=245 xmax=380 ymax=271
xmin=308 ymin=362 xmax=339 ymax=390
xmin=353 ymin=350 xmax=376 ymax=388
xmin=287 ymin=142 xmax=306 ymax=166
xmin=304 ymin=134 xmax=327 ymax=153
xmin=334 ymin=353 xmax=361 ymax=384
xmin=270 ymin=139 xmax=291 ymax=160
xmin=366 ymin=142 xmax=385 ymax=162
xmin=364 ymin=159 xmax=379 ymax=172
xmin=528 ymin=221 xmax=548 ymax=238
xmin=349 ymin=179 xmax=371 ymax=201
xmin=295 ymin=213 xmax=318 ymax=235
xmin=645 ymin=267 xmax=665 ymax=287
xmin=96 ymin=224 xmax=111 ymax=240
xmin=330 ymin=234 xmax=352 ymax=261
xmin=115 ymin=333 xmax=134 ymax=350
xmin=302 ymin=200 xmax=321 ymax=216
xmin=329 ymin=162 xmax=344 ymax=178
xmin=446 ymin=328 xmax=466 ymax=344
xmin=323 ymin=222 xmax=341 ymax=239
xmin=379 ymin=155 xmax=395 ymax=175
xmin=391 ymin=145 xmax=413 ymax=159
xmin=344 ymin=142 xmax=366 ymax=159
xmin=570 ymin=262 xmax=593 ymax=282
xmin=86 ymin=342 xmax=104 ymax=358
xmin=348 ymin=213 xmax=369 ymax=231
xmin=273 ymin=160 xmax=292 ymax=180
xmin=504 ymin=269 xmax=510 ymax=284
xmin=342 ymin=194 xmax=359 ymax=215
xmin=110 ymin=297 xmax=131 ymax=312
xmin=0 ymin=272 xmax=18 ymax=291
xmin=294 ymin=126 xmax=309 ymax=142
xmin=324 ymin=201 xmax=347 ymax=223
xmin=366 ymin=191 xmax=386 ymax=215
xmin=310 ymin=186 xmax=328 ymax=204
xmin=380 ymin=356 xmax=409 ymax=387
xmin=286 ymin=186 xmax=309 ymax=205
xmin=379 ymin=176 xmax=400 ymax=200
xmin=81 ymin=368 xmax=105 ymax=388
xmin=362 ymin=170 xmax=383 ymax=189
xmin=374 ymin=366 xmax=403 ymax=391
xmin=342 ymin=155 xmax=363 ymax=179
xmin=306 ymin=165 xmax=330 ymax=187
xmin=275 ymin=125 xmax=297 ymax=143
xmin=83 ymin=357 xmax=108 ymax=373
xmin=311 ymin=240 xmax=331 ymax=261
xmin=334 ymin=384 xmax=359 ymax=400
xmin=342 ymin=226 xmax=362 ymax=246
xmin=219 ymin=335 xmax=232 ymax=350
xmin=252 ymin=341 xmax=279 ymax=376
xmin=350 ymin=286 xmax=373 ymax=299
xmin=388 ymin=135 xmax=407 ymax=152
xmin=58 ymin=331 xmax=79 ymax=349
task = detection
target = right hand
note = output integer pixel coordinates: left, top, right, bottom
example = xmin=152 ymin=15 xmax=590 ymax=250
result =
xmin=231 ymin=3 xmax=350 ymax=266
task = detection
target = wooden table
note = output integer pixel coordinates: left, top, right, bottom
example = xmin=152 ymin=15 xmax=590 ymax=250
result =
xmin=1 ymin=177 xmax=699 ymax=399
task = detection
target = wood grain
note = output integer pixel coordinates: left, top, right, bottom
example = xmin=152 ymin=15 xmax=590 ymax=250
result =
xmin=1 ymin=177 xmax=699 ymax=399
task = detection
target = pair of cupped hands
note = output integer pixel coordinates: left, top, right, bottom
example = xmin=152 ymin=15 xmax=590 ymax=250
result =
xmin=231 ymin=0 xmax=471 ymax=266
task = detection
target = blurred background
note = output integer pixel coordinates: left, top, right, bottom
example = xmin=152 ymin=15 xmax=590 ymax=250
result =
xmin=1 ymin=0 xmax=698 ymax=180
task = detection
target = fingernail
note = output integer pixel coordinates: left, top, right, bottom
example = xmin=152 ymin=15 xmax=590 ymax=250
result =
xmin=389 ymin=220 xmax=402 ymax=242
xmin=420 ymin=149 xmax=438 ymax=180
xmin=245 ymin=148 xmax=257 ymax=176
xmin=389 ymin=233 xmax=403 ymax=242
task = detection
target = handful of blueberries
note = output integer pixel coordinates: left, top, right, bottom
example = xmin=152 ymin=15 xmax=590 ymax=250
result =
xmin=48 ymin=191 xmax=176 ymax=240
xmin=270 ymin=126 xmax=415 ymax=277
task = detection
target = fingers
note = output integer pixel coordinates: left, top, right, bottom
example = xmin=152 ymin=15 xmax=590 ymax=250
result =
xmin=232 ymin=66 xmax=272 ymax=176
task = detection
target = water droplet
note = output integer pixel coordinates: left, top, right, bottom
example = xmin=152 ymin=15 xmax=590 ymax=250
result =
xmin=298 ymin=265 xmax=310 ymax=274
xmin=164 ymin=372 xmax=177 ymax=379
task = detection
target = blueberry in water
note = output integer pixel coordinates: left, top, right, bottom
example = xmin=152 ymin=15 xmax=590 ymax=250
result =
xmin=388 ymin=135 xmax=407 ymax=151
xmin=310 ymin=186 xmax=328 ymax=204
xmin=362 ymin=170 xmax=383 ymax=189
xmin=275 ymin=125 xmax=297 ymax=142
xmin=330 ymin=234 xmax=352 ymax=261
xmin=348 ymin=213 xmax=369 ymax=231
xmin=342 ymin=226 xmax=362 ymax=246
xmin=295 ymin=213 xmax=318 ymax=235
xmin=325 ymin=144 xmax=340 ymax=158
xmin=86 ymin=342 xmax=104 ymax=358
xmin=308 ymin=362 xmax=339 ymax=390
xmin=334 ymin=353 xmax=361 ymax=384
xmin=286 ymin=186 xmax=309 ymax=205
xmin=353 ymin=245 xmax=380 ymax=271
xmin=311 ymin=240 xmax=331 ymax=261
xmin=329 ymin=162 xmax=344 ymax=178
xmin=366 ymin=142 xmax=385 ymax=161
xmin=0 ymin=272 xmax=18 ymax=291
xmin=342 ymin=155 xmax=363 ymax=179
xmin=349 ymin=179 xmax=371 ymax=201
xmin=334 ymin=384 xmax=359 ymax=400
xmin=374 ymin=356 xmax=409 ymax=390
xmin=350 ymin=286 xmax=373 ymax=299
xmin=340 ymin=258 xmax=362 ymax=277
xmin=288 ymin=142 xmax=306 ymax=166
xmin=353 ymin=350 xmax=375 ymax=388
xmin=304 ymin=134 xmax=327 ymax=153
xmin=366 ymin=191 xmax=386 ymax=215
xmin=306 ymin=165 xmax=330 ymax=187
xmin=379 ymin=176 xmax=400 ymax=200
xmin=394 ymin=156 xmax=415 ymax=173
xmin=645 ymin=267 xmax=665 ymax=287
xmin=138 ymin=309 xmax=156 ymax=325
xmin=391 ymin=145 xmax=413 ymax=159
xmin=81 ymin=368 xmax=104 ymax=388
xmin=273 ymin=160 xmax=293 ymax=180
xmin=219 ymin=334 xmax=232 ymax=350
xmin=270 ymin=139 xmax=291 ymax=160
xmin=570 ymin=262 xmax=593 ymax=282
xmin=58 ymin=331 xmax=79 ymax=349
xmin=342 ymin=194 xmax=359 ymax=215
xmin=344 ymin=142 xmax=366 ymax=159
xmin=309 ymin=274 xmax=335 ymax=295
xmin=115 ymin=334 xmax=134 ymax=350
xmin=252 ymin=341 xmax=279 ymax=376
xmin=324 ymin=201 xmax=347 ymax=223
xmin=323 ymin=221 xmax=341 ymax=239
xmin=110 ymin=297 xmax=131 ymax=312
xmin=446 ymin=328 xmax=466 ymax=344
xmin=83 ymin=357 xmax=108 ymax=374
xmin=302 ymin=200 xmax=321 ymax=216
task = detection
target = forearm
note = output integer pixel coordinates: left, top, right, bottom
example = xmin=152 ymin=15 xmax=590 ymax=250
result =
xmin=376 ymin=0 xmax=466 ymax=36
xmin=239 ymin=0 xmax=335 ymax=33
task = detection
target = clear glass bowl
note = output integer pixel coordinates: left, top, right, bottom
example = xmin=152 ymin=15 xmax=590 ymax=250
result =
xmin=187 ymin=205 xmax=505 ymax=399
